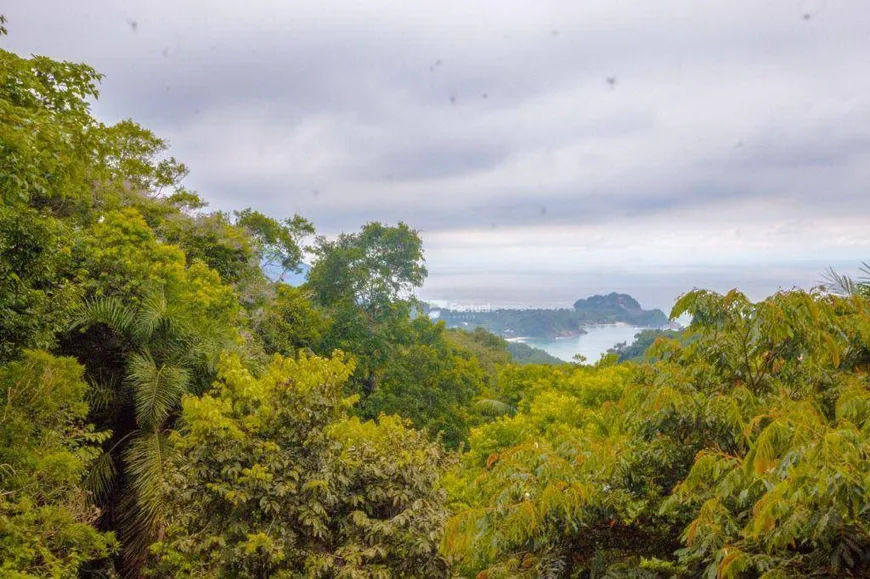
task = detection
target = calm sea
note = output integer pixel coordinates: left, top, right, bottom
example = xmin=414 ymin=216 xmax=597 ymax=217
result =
xmin=518 ymin=325 xmax=650 ymax=363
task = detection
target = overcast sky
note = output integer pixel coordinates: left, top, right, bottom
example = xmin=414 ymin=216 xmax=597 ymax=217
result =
xmin=4 ymin=0 xmax=870 ymax=310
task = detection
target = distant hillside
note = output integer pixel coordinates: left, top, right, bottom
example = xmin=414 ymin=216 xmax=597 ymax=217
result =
xmin=505 ymin=341 xmax=564 ymax=365
xmin=445 ymin=327 xmax=564 ymax=368
xmin=572 ymin=292 xmax=667 ymax=326
xmin=574 ymin=292 xmax=641 ymax=313
xmin=428 ymin=293 xmax=668 ymax=339
xmin=607 ymin=328 xmax=687 ymax=363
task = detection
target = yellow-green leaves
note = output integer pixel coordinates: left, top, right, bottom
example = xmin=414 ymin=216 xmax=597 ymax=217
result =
xmin=0 ymin=352 xmax=117 ymax=576
xmin=150 ymin=353 xmax=451 ymax=578
xmin=0 ymin=49 xmax=102 ymax=206
xmin=449 ymin=289 xmax=870 ymax=577
xmin=835 ymin=379 xmax=870 ymax=428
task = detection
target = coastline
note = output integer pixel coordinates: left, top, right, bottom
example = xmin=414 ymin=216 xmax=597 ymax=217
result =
xmin=517 ymin=324 xmax=653 ymax=363
xmin=507 ymin=323 xmax=649 ymax=342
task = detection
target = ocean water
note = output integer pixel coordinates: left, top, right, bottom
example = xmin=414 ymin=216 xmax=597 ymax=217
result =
xmin=518 ymin=325 xmax=650 ymax=363
xmin=419 ymin=261 xmax=860 ymax=314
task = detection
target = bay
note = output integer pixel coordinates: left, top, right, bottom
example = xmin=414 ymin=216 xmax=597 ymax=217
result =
xmin=518 ymin=325 xmax=650 ymax=363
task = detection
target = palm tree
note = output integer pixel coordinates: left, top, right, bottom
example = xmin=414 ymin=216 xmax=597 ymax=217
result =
xmin=68 ymin=290 xmax=228 ymax=574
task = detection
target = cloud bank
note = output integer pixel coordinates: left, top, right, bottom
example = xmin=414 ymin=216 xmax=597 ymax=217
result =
xmin=4 ymin=0 xmax=869 ymax=307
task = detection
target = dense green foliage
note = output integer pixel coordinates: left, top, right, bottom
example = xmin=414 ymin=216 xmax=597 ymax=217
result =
xmin=3 ymin=38 xmax=870 ymax=579
xmin=444 ymin=289 xmax=870 ymax=577
xmin=0 ymin=43 xmax=463 ymax=576
xmin=360 ymin=319 xmax=486 ymax=448
xmin=148 ymin=354 xmax=451 ymax=578
xmin=445 ymin=327 xmax=563 ymax=366
xmin=432 ymin=293 xmax=667 ymax=339
xmin=0 ymin=351 xmax=117 ymax=576
xmin=0 ymin=205 xmax=81 ymax=363
xmin=507 ymin=341 xmax=565 ymax=365
xmin=608 ymin=328 xmax=686 ymax=363
xmin=255 ymin=284 xmax=330 ymax=356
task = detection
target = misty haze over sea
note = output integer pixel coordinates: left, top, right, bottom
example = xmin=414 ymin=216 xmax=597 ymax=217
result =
xmin=419 ymin=260 xmax=863 ymax=313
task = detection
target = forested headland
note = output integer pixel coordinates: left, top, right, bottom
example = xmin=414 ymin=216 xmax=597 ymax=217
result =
xmin=427 ymin=293 xmax=668 ymax=339
xmin=3 ymin=40 xmax=870 ymax=578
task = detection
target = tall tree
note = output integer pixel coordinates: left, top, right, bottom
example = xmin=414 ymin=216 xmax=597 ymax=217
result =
xmin=307 ymin=222 xmax=427 ymax=395
xmin=69 ymin=287 xmax=235 ymax=571
xmin=307 ymin=221 xmax=426 ymax=315
xmin=0 ymin=48 xmax=102 ymax=210
xmin=62 ymin=208 xmax=243 ymax=573
xmin=235 ymin=208 xmax=314 ymax=282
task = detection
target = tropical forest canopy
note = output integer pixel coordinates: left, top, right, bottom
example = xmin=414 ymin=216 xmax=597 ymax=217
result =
xmin=3 ymin=36 xmax=870 ymax=579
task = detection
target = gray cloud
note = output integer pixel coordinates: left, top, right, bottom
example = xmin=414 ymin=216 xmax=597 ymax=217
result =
xmin=3 ymin=0 xmax=870 ymax=307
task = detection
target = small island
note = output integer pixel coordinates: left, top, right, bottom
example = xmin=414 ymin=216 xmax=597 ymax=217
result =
xmin=426 ymin=292 xmax=668 ymax=339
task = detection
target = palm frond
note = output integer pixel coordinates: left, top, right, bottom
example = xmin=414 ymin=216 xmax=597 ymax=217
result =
xmin=69 ymin=296 xmax=135 ymax=335
xmin=131 ymin=290 xmax=168 ymax=343
xmin=85 ymin=378 xmax=116 ymax=413
xmin=127 ymin=352 xmax=190 ymax=430
xmin=84 ymin=449 xmax=117 ymax=502
xmin=120 ymin=431 xmax=174 ymax=573
xmin=858 ymin=262 xmax=870 ymax=297
xmin=473 ymin=398 xmax=517 ymax=417
xmin=821 ymin=267 xmax=860 ymax=297
xmin=188 ymin=331 xmax=235 ymax=373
